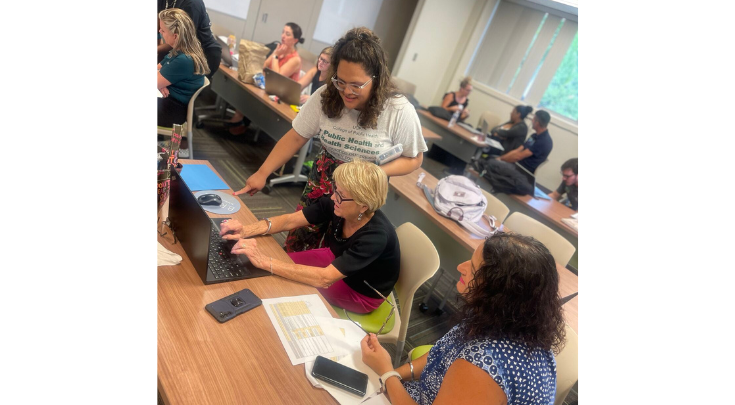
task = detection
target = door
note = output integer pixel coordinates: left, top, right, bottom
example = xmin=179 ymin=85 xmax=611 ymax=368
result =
xmin=249 ymin=0 xmax=318 ymax=45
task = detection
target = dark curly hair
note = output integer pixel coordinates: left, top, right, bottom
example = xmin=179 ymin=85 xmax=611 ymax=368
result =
xmin=458 ymin=232 xmax=566 ymax=354
xmin=320 ymin=27 xmax=399 ymax=129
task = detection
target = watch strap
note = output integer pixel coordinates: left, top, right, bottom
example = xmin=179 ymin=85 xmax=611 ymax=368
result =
xmin=379 ymin=370 xmax=401 ymax=391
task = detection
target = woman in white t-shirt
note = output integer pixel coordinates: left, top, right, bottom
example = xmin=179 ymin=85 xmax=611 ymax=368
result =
xmin=234 ymin=27 xmax=427 ymax=252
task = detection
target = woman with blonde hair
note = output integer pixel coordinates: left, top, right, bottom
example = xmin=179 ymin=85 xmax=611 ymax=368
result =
xmin=441 ymin=76 xmax=472 ymax=121
xmin=157 ymin=8 xmax=210 ymax=128
xmin=298 ymin=46 xmax=333 ymax=104
xmin=221 ymin=159 xmax=400 ymax=313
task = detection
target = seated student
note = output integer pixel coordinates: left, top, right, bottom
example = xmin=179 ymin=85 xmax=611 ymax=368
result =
xmin=221 ymin=159 xmax=400 ymax=314
xmin=227 ymin=22 xmax=305 ymax=135
xmin=489 ymin=105 xmax=533 ymax=152
xmin=298 ymin=46 xmax=333 ymax=104
xmin=157 ymin=0 xmax=221 ymax=79
xmin=157 ymin=8 xmax=210 ymax=128
xmin=360 ymin=232 xmax=565 ymax=404
xmin=498 ymin=110 xmax=553 ymax=174
xmin=441 ymin=77 xmax=472 ymax=121
xmin=549 ymin=158 xmax=578 ymax=211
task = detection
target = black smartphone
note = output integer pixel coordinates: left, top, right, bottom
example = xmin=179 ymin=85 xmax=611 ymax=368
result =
xmin=311 ymin=355 xmax=368 ymax=397
xmin=205 ymin=289 xmax=262 ymax=323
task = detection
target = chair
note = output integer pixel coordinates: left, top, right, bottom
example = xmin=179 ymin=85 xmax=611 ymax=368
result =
xmin=297 ymin=47 xmax=318 ymax=73
xmin=480 ymin=189 xmax=510 ymax=224
xmin=503 ymin=212 xmax=575 ymax=266
xmin=334 ymin=223 xmax=440 ymax=367
xmin=555 ymin=324 xmax=578 ymax=405
xmin=392 ymin=77 xmax=417 ymax=96
xmin=478 ymin=111 xmax=502 ymax=134
xmin=158 ymin=76 xmax=210 ymax=159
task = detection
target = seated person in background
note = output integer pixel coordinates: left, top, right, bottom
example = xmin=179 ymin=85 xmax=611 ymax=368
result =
xmin=549 ymin=158 xmax=578 ymax=211
xmin=498 ymin=110 xmax=553 ymax=174
xmin=157 ymin=8 xmax=210 ymax=129
xmin=298 ymin=46 xmax=333 ymax=104
xmin=157 ymin=0 xmax=221 ymax=79
xmin=360 ymin=232 xmax=565 ymax=404
xmin=221 ymin=159 xmax=400 ymax=314
xmin=227 ymin=22 xmax=304 ymax=135
xmin=489 ymin=105 xmax=533 ymax=152
xmin=441 ymin=77 xmax=472 ymax=121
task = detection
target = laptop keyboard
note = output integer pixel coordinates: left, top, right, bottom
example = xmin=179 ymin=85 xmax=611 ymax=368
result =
xmin=208 ymin=228 xmax=248 ymax=280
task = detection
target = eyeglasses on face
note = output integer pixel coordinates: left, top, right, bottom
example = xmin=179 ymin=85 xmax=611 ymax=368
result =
xmin=561 ymin=173 xmax=575 ymax=179
xmin=318 ymin=57 xmax=330 ymax=65
xmin=331 ymin=75 xmax=375 ymax=95
xmin=334 ymin=187 xmax=354 ymax=205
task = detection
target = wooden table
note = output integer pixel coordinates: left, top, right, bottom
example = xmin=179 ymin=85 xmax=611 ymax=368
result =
xmin=417 ymin=109 xmax=486 ymax=163
xmin=382 ymin=167 xmax=578 ymax=332
xmin=562 ymin=295 xmax=578 ymax=333
xmin=158 ymin=159 xmax=338 ymax=405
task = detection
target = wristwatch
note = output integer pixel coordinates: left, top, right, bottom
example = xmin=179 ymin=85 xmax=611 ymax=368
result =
xmin=379 ymin=371 xmax=401 ymax=392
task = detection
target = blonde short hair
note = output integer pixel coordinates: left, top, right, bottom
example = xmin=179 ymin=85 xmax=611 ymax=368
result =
xmin=460 ymin=76 xmax=472 ymax=89
xmin=333 ymin=159 xmax=388 ymax=215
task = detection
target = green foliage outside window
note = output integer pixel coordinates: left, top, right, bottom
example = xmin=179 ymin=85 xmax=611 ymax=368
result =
xmin=539 ymin=33 xmax=578 ymax=121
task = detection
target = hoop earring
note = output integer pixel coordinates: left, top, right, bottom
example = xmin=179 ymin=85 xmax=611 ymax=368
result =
xmin=357 ymin=212 xmax=363 ymax=221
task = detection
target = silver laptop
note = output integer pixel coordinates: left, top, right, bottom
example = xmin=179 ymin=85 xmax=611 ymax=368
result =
xmin=514 ymin=163 xmax=551 ymax=200
xmin=263 ymin=67 xmax=301 ymax=106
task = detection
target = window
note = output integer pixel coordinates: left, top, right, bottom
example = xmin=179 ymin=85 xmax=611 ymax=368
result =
xmin=467 ymin=0 xmax=578 ymax=121
xmin=538 ymin=33 xmax=577 ymax=121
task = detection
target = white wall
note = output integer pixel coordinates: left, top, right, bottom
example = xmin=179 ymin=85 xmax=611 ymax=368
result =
xmin=395 ymin=0 xmax=578 ymax=189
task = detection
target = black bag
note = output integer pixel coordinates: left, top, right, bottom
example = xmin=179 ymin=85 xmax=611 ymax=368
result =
xmin=476 ymin=159 xmax=533 ymax=196
xmin=427 ymin=106 xmax=452 ymax=121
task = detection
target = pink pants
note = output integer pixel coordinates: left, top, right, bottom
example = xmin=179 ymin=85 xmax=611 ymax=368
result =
xmin=287 ymin=248 xmax=384 ymax=314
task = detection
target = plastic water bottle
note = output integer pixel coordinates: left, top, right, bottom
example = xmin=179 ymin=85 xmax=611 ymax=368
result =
xmin=448 ymin=104 xmax=463 ymax=128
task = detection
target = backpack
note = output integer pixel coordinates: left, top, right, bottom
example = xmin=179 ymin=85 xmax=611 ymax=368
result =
xmin=475 ymin=159 xmax=534 ymax=196
xmin=417 ymin=173 xmax=499 ymax=237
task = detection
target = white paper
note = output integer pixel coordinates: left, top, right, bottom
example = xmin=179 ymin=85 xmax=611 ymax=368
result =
xmin=360 ymin=392 xmax=391 ymax=404
xmin=157 ymin=89 xmax=163 ymax=98
xmin=262 ymin=295 xmax=340 ymax=365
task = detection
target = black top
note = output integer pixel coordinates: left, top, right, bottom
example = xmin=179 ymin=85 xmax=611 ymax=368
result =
xmin=490 ymin=120 xmax=528 ymax=152
xmin=301 ymin=197 xmax=400 ymax=299
xmin=444 ymin=92 xmax=469 ymax=109
xmin=310 ymin=72 xmax=325 ymax=95
xmin=555 ymin=181 xmax=578 ymax=211
xmin=158 ymin=0 xmax=221 ymax=52
xmin=518 ymin=130 xmax=553 ymax=174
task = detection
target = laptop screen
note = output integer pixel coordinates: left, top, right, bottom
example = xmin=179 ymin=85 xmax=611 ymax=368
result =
xmin=168 ymin=169 xmax=212 ymax=280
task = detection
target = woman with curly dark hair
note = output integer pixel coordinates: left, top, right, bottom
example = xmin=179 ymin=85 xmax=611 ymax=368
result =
xmin=361 ymin=233 xmax=566 ymax=404
xmin=234 ymin=27 xmax=427 ymax=252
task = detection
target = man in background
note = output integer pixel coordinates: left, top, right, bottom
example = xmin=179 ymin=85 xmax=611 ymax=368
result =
xmin=548 ymin=158 xmax=578 ymax=211
xmin=498 ymin=110 xmax=553 ymax=174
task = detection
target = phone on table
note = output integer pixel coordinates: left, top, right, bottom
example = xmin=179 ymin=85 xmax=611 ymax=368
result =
xmin=311 ymin=355 xmax=369 ymax=397
xmin=205 ymin=289 xmax=262 ymax=323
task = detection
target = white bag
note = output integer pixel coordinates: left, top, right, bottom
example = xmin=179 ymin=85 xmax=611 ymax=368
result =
xmin=418 ymin=173 xmax=499 ymax=237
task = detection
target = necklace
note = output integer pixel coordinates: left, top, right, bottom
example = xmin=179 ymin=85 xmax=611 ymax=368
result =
xmin=165 ymin=0 xmax=177 ymax=9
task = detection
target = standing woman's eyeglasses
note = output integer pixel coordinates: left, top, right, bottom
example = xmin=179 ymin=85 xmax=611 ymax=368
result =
xmin=331 ymin=75 xmax=375 ymax=95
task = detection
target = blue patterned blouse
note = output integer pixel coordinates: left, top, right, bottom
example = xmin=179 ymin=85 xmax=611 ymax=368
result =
xmin=402 ymin=324 xmax=556 ymax=404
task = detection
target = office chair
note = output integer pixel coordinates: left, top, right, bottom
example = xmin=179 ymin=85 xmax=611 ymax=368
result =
xmin=333 ymin=223 xmax=440 ymax=367
xmin=158 ymin=76 xmax=210 ymax=159
xmin=504 ymin=212 xmax=576 ymax=266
